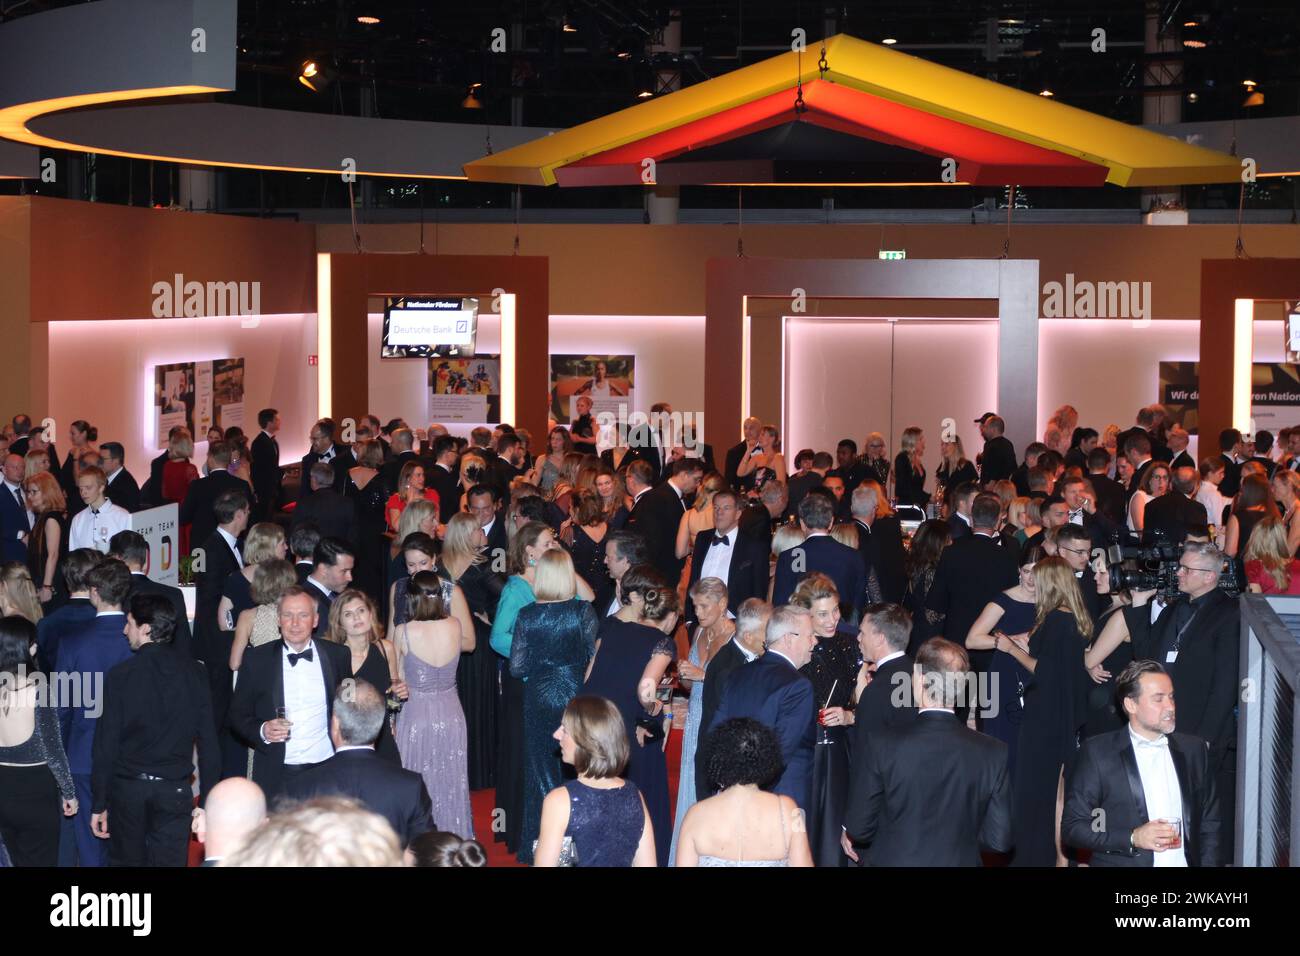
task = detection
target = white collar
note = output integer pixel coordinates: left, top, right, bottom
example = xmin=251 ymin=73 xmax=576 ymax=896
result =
xmin=283 ymin=638 xmax=315 ymax=657
xmin=306 ymin=576 xmax=331 ymax=597
xmin=955 ymin=511 xmax=971 ymax=525
xmin=767 ymin=649 xmax=797 ymax=669
xmin=335 ymin=744 xmax=375 ymax=753
xmin=732 ymin=636 xmax=760 ymax=662
xmin=713 ymin=525 xmax=739 ymax=543
xmin=106 ymin=467 xmax=122 ymax=483
xmin=918 ymin=707 xmax=955 ymax=716
xmin=95 ymin=610 xmax=124 ymax=618
xmin=875 ymin=649 xmax=905 ymax=667
xmin=1127 ymin=725 xmax=1169 ymax=749
xmin=217 ymin=527 xmax=239 ymax=550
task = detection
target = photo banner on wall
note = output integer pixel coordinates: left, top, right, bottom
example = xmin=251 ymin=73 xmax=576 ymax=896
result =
xmin=154 ymin=358 xmax=245 ymax=448
xmin=428 ymin=356 xmax=501 ymax=424
xmin=1159 ymin=361 xmax=1300 ymax=435
xmin=549 ymin=354 xmax=635 ymax=425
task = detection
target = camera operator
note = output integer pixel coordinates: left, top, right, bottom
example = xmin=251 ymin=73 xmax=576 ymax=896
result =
xmin=1126 ymin=541 xmax=1240 ymax=860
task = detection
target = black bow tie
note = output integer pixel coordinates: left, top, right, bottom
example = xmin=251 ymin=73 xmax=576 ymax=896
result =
xmin=287 ymin=647 xmax=314 ymax=667
xmin=711 ymin=535 xmax=729 ymax=546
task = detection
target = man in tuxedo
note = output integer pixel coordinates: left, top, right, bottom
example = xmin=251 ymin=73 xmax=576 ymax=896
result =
xmin=1087 ymin=448 xmax=1128 ymax=529
xmin=250 ymin=408 xmax=284 ymax=521
xmin=850 ymin=483 xmax=907 ymax=604
xmin=724 ymin=416 xmax=763 ymax=492
xmin=925 ymin=493 xmax=1018 ymax=670
xmin=1248 ymin=429 xmax=1278 ymax=479
xmin=1011 ymin=442 xmax=1047 ymax=497
xmin=228 ymin=587 xmax=351 ymax=797
xmin=709 ymin=605 xmax=817 ymax=811
xmin=976 ymin=414 xmax=1018 ymax=485
xmin=695 ymin=598 xmax=770 ymax=801
xmin=0 ymin=452 xmax=30 ymax=563
xmin=1022 ymin=494 xmax=1070 ymax=552
xmin=380 ymin=427 xmax=420 ymax=494
xmin=36 ymin=549 xmax=100 ymax=671
xmin=99 ymin=442 xmax=140 ymax=513
xmin=1117 ymin=406 xmax=1172 ymax=467
xmin=292 ymin=462 xmax=358 ymax=547
xmin=304 ymin=538 xmax=355 ymax=638
xmin=772 ymin=493 xmax=866 ymax=617
xmin=1167 ymin=426 xmax=1195 ymax=473
xmin=686 ymin=490 xmax=768 ymax=625
xmin=492 ymin=433 xmax=528 ymax=507
xmin=55 ymin=558 xmax=135 ymax=867
xmin=1126 ymin=542 xmax=1239 ymax=861
xmin=90 ymin=594 xmax=220 ymax=866
xmin=300 ymin=418 xmax=355 ymax=498
xmin=8 ymin=413 xmax=33 ymax=457
xmin=1059 ymin=474 xmax=1115 ymax=549
xmin=622 ymin=403 xmax=677 ymax=483
xmin=286 ymin=680 xmax=433 ymax=847
xmin=843 ymin=638 xmax=1012 ymax=866
xmin=597 ymin=530 xmax=648 ymax=617
xmin=1142 ymin=464 xmax=1209 ymax=545
xmin=469 ymin=426 xmax=498 ymax=466
xmin=737 ymin=480 xmax=788 ymax=554
xmin=627 ymin=457 xmax=703 ymax=585
xmin=1062 ymin=660 xmax=1220 ymax=866
xmin=194 ymin=777 xmax=266 ymax=867
xmin=109 ymin=530 xmax=193 ymax=660
xmin=1124 ymin=432 xmax=1157 ymax=500
xmin=1216 ymin=428 xmax=1246 ymax=499
xmin=468 ymin=484 xmax=508 ymax=561
xmin=426 ymin=435 xmax=461 ymax=524
xmin=1064 ymin=427 xmax=1099 ymax=473
xmin=181 ymin=441 xmax=254 ymax=548
xmin=946 ymin=482 xmax=977 ymax=540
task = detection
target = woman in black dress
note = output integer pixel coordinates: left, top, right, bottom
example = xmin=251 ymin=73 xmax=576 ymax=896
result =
xmin=999 ymin=556 xmax=1089 ymax=867
xmin=438 ymin=513 xmax=505 ymax=791
xmin=582 ymin=566 xmax=677 ymax=865
xmin=325 ymin=589 xmax=405 ymax=762
xmin=863 ymin=432 xmax=891 ymax=491
xmin=345 ymin=439 xmax=390 ymax=612
xmin=789 ymin=572 xmax=861 ymax=867
xmin=903 ymin=519 xmax=951 ymax=655
xmin=936 ymin=434 xmax=979 ymax=500
xmin=565 ymin=492 xmax=610 ymax=596
xmin=1082 ymin=566 xmax=1139 ymax=738
xmin=595 ymin=468 xmax=630 ymax=530
xmin=894 ymin=426 xmax=930 ymax=509
xmin=21 ymin=473 xmax=68 ymax=613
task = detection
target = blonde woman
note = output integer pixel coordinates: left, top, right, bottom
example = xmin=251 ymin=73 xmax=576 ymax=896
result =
xmin=936 ymin=434 xmax=978 ymax=493
xmin=675 ymin=473 xmax=726 ymax=579
xmin=457 ymin=453 xmax=489 ymax=512
xmin=998 ymin=556 xmax=1089 ymax=867
xmin=735 ymin=425 xmax=786 ymax=488
xmin=326 ymin=589 xmax=405 ymax=760
xmin=1243 ymin=515 xmax=1300 ymax=594
xmin=24 ymin=450 xmax=51 ymax=479
xmin=829 ymin=522 xmax=859 ymax=550
xmin=21 ymin=472 xmax=67 ymax=609
xmin=229 ymin=558 xmax=298 ymax=671
xmin=388 ymin=498 xmax=439 ymax=575
xmin=894 ymin=426 xmax=929 ymax=508
xmin=217 ymin=522 xmax=287 ymax=632
xmin=863 ymin=433 xmax=891 ymax=490
xmin=1269 ymin=469 xmax=1300 ymax=556
xmin=0 ymin=562 xmax=43 ymax=623
xmin=1009 ymin=497 xmax=1042 ymax=547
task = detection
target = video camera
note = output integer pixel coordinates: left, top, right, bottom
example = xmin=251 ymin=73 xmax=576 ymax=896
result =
xmin=1103 ymin=528 xmax=1239 ymax=603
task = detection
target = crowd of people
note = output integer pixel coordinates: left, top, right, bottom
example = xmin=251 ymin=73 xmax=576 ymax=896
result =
xmin=0 ymin=399 xmax=1269 ymax=866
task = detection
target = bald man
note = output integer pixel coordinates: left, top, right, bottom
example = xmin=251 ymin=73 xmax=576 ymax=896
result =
xmin=725 ymin=417 xmax=764 ymax=492
xmin=195 ymin=778 xmax=267 ymax=866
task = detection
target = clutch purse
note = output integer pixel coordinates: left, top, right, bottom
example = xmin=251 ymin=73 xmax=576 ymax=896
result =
xmin=532 ymin=836 xmax=578 ymax=867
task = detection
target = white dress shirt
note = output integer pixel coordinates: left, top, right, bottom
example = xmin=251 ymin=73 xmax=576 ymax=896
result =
xmin=68 ymin=498 xmax=131 ymax=553
xmin=699 ymin=525 xmax=738 ymax=585
xmin=732 ymin=635 xmax=760 ymax=663
xmin=1128 ymin=726 xmax=1187 ymax=867
xmin=280 ymin=640 xmax=334 ymax=766
xmin=874 ymin=649 xmax=905 ymax=668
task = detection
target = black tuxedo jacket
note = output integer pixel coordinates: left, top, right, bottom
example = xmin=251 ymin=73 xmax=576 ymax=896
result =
xmin=1062 ymin=727 xmax=1220 ymax=866
xmin=105 ymin=468 xmax=141 ymax=513
xmin=128 ymin=572 xmax=193 ymax=660
xmin=250 ymin=431 xmax=283 ymax=518
xmin=142 ymin=450 xmax=169 ymax=508
xmin=194 ymin=531 xmax=242 ymax=718
xmin=1128 ymin=590 xmax=1240 ymax=775
xmin=1170 ymin=450 xmax=1195 ymax=473
xmin=300 ymin=447 xmax=355 ymax=497
xmin=772 ymin=533 xmax=867 ymax=615
xmin=228 ymin=637 xmax=351 ymax=797
xmin=0 ymin=480 xmax=29 ymax=563
xmin=1088 ymin=473 xmax=1128 ymax=529
xmin=621 ymin=432 xmax=669 ymax=484
xmin=1128 ymin=458 xmax=1156 ymax=500
xmin=979 ymin=435 xmax=1017 ymax=485
xmin=947 ymin=512 xmax=972 ymax=541
xmin=926 ymin=533 xmax=1018 ymax=649
xmin=844 ymin=710 xmax=1011 ymax=866
xmin=737 ymin=502 xmax=775 ymax=554
xmin=694 ymin=639 xmax=755 ymax=801
xmin=723 ymin=440 xmax=749 ymax=491
xmin=303 ymin=580 xmax=335 ymax=639
xmin=291 ymin=489 xmax=359 ymax=548
xmin=852 ymin=653 xmax=916 ymax=740
xmin=285 ymin=747 xmax=433 ymax=847
xmin=687 ymin=528 xmax=768 ymax=623
xmin=427 ymin=462 xmax=460 ymax=523
xmin=627 ymin=484 xmax=686 ymax=583
xmin=1142 ymin=492 xmax=1208 ymax=544
xmin=379 ymin=451 xmax=420 ymax=498
xmin=857 ymin=516 xmax=907 ymax=605
xmin=483 ymin=516 xmax=509 ymax=566
xmin=181 ymin=470 xmax=254 ymax=548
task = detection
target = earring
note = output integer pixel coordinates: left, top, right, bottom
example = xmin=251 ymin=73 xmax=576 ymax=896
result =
xmin=528 ymin=557 xmax=537 ymax=566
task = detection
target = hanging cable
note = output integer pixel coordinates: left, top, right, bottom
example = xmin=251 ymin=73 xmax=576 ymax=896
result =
xmin=347 ymin=179 xmax=362 ymax=253
xmin=1001 ymin=185 xmax=1015 ymax=258
xmin=1235 ymin=181 xmax=1250 ymax=258
xmin=736 ymin=187 xmax=745 ymax=257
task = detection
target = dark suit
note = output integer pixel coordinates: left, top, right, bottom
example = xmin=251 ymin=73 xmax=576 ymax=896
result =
xmin=947 ymin=512 xmax=972 ymax=541
xmin=250 ymin=431 xmax=283 ymax=520
xmin=142 ymin=450 xmax=169 ymax=508
xmin=852 ymin=652 xmax=915 ymax=740
xmin=427 ymin=462 xmax=460 ymax=523
xmin=844 ymin=710 xmax=1012 ymax=866
xmin=1128 ymin=458 xmax=1156 ymax=500
xmin=737 ymin=502 xmax=776 ymax=554
xmin=724 ymin=440 xmax=750 ymax=491
xmin=127 ymin=571 xmax=193 ymax=660
xmin=483 ymin=515 xmax=508 ymax=566
xmin=0 ymin=479 xmax=30 ymax=563
xmin=1218 ymin=454 xmax=1244 ymax=499
xmin=710 ymin=651 xmax=815 ymax=811
xmin=856 ymin=516 xmax=906 ymax=605
xmin=1142 ymin=492 xmax=1208 ymax=544
xmin=180 ymin=469 xmax=253 ymax=549
xmin=772 ymin=533 xmax=867 ymax=616
xmin=299 ymin=447 xmax=355 ymax=497
xmin=686 ymin=527 xmax=767 ymax=624
xmin=694 ymin=639 xmax=757 ymax=801
xmin=303 ymin=579 xmax=335 ymax=638
xmin=785 ymin=471 xmax=823 ymax=521
xmin=1088 ymin=473 xmax=1128 ymax=529
xmin=35 ymin=597 xmax=95 ymax=673
xmin=627 ymin=484 xmax=686 ymax=584
xmin=285 ymin=747 xmax=433 ymax=847
xmin=927 ymin=533 xmax=1018 ymax=649
xmin=979 ymin=435 xmax=1017 ymax=485
xmin=1249 ymin=455 xmax=1277 ymax=480
xmin=291 ymin=488 xmax=358 ymax=548
xmin=1170 ymin=450 xmax=1195 ymax=473
xmin=193 ymin=530 xmax=242 ymax=755
xmin=1062 ymin=727 xmax=1220 ymax=866
xmin=228 ymin=638 xmax=350 ymax=797
xmin=105 ymin=468 xmax=141 ymax=513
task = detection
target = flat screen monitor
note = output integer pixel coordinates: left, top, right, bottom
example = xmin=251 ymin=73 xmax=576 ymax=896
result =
xmin=381 ymin=296 xmax=478 ymax=358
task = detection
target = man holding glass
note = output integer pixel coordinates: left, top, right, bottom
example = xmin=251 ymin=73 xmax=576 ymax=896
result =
xmin=1062 ymin=660 xmax=1221 ymax=866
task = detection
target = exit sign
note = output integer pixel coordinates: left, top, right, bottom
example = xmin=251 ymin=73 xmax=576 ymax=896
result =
xmin=308 ymin=355 xmax=318 ymax=366
xmin=878 ymin=250 xmax=906 ymax=260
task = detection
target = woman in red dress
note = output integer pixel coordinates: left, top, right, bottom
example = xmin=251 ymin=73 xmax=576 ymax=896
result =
xmin=162 ymin=428 xmax=200 ymax=554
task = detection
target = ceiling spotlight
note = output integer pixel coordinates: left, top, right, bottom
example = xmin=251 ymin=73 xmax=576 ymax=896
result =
xmin=1186 ymin=91 xmax=1198 ymax=103
xmin=637 ymin=90 xmax=653 ymax=99
xmin=356 ymin=15 xmax=380 ymax=25
xmin=1243 ymin=89 xmax=1264 ymax=108
xmin=562 ymin=17 xmax=577 ymax=33
xmin=1039 ymin=88 xmax=1054 ymax=97
xmin=1183 ymin=20 xmax=1198 ymax=27
xmin=298 ymin=59 xmax=321 ymax=91
xmin=1183 ymin=38 xmax=1206 ymax=48
xmin=462 ymin=82 xmax=483 ymax=109
xmin=1242 ymin=79 xmax=1257 ymax=89
xmin=882 ymin=37 xmax=898 ymax=45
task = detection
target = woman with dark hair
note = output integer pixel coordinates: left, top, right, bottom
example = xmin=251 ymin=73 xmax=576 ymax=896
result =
xmin=903 ymin=518 xmax=951 ymax=652
xmin=735 ymin=425 xmax=787 ymax=488
xmin=408 ymin=830 xmax=487 ymax=868
xmin=387 ymin=461 xmax=440 ymax=534
xmin=674 ymin=718 xmax=813 ymax=867
xmin=21 ymin=472 xmax=68 ymax=613
xmin=223 ymin=426 xmax=252 ymax=486
xmin=565 ymin=492 xmax=610 ymax=595
xmin=535 ymin=695 xmax=655 ymax=867
xmin=395 ymin=571 xmax=474 ymax=840
xmin=1223 ymin=473 xmax=1281 ymax=560
xmin=594 ymin=468 xmax=630 ymax=529
xmin=0 ymin=615 xmax=77 ymax=866
xmin=385 ymin=532 xmax=474 ymax=648
xmin=1128 ymin=462 xmax=1172 ymax=535
xmin=58 ymin=420 xmax=98 ymax=504
xmin=583 ymin=565 xmax=677 ymax=864
xmin=326 ymin=589 xmax=405 ymax=763
xmin=894 ymin=427 xmax=930 ymax=509
xmin=528 ymin=427 xmax=574 ymax=495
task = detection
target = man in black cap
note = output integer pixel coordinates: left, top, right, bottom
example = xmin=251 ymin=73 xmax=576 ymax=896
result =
xmin=975 ymin=414 xmax=1017 ymax=486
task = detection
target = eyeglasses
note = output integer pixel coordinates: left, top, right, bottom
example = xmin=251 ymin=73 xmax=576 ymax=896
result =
xmin=1058 ymin=545 xmax=1089 ymax=557
xmin=1177 ymin=564 xmax=1213 ymax=575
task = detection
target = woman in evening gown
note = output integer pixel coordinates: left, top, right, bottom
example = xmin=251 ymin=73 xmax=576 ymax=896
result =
xmin=583 ymin=566 xmax=678 ymax=865
xmin=395 ymin=571 xmax=475 ymax=840
xmin=998 ymin=556 xmax=1089 ymax=867
xmin=894 ymin=426 xmax=930 ymax=510
xmin=509 ymin=549 xmax=598 ymax=863
xmin=565 ymin=492 xmax=610 ymax=596
xmin=327 ymin=589 xmax=405 ymax=764
xmin=346 ymin=439 xmax=390 ymax=614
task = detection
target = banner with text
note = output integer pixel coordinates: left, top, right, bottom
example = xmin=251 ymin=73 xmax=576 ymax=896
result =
xmin=1158 ymin=361 xmax=1300 ymax=435
xmin=428 ymin=356 xmax=501 ymax=424
xmin=154 ymin=358 xmax=245 ymax=448
xmin=549 ymin=354 xmax=636 ymax=426
xmin=129 ymin=504 xmax=180 ymax=587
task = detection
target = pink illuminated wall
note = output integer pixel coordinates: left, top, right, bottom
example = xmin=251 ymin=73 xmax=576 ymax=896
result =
xmin=47 ymin=313 xmax=318 ymax=477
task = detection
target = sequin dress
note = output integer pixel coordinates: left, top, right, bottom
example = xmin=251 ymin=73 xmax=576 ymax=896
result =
xmin=563 ymin=779 xmax=645 ymax=867
xmin=799 ymin=627 xmax=861 ymax=867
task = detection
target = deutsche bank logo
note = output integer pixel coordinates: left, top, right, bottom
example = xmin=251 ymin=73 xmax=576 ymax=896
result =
xmin=456 ymin=320 xmax=468 ymax=333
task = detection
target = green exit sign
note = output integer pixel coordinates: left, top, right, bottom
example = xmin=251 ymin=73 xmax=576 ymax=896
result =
xmin=878 ymin=249 xmax=906 ymax=260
